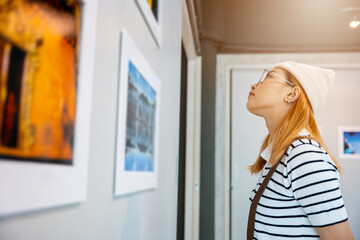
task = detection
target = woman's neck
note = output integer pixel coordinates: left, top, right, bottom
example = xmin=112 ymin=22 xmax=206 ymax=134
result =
xmin=264 ymin=106 xmax=289 ymax=133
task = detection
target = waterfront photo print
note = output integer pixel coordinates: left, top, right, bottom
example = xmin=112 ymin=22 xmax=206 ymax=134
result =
xmin=115 ymin=30 xmax=161 ymax=196
xmin=125 ymin=61 xmax=157 ymax=172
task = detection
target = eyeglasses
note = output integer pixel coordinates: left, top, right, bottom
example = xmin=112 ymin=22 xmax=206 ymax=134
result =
xmin=257 ymin=69 xmax=295 ymax=87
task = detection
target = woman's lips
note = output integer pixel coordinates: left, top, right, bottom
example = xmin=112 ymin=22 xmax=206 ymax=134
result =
xmin=248 ymin=92 xmax=255 ymax=97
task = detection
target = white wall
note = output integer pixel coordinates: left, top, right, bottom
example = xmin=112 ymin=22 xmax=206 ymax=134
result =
xmin=0 ymin=1 xmax=182 ymax=240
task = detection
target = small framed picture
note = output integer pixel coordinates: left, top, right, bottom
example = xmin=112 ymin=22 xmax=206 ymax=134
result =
xmin=135 ymin=0 xmax=162 ymax=46
xmin=338 ymin=126 xmax=360 ymax=159
xmin=114 ymin=30 xmax=161 ymax=196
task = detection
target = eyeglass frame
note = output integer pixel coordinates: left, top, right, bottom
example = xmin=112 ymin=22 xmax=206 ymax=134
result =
xmin=257 ymin=69 xmax=295 ymax=87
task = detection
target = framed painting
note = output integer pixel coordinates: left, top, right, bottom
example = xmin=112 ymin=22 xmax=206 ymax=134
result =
xmin=135 ymin=0 xmax=162 ymax=46
xmin=115 ymin=30 xmax=161 ymax=196
xmin=338 ymin=126 xmax=360 ymax=159
xmin=0 ymin=0 xmax=97 ymax=216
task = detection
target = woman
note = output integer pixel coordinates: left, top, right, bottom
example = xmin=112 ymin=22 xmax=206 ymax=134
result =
xmin=246 ymin=61 xmax=354 ymax=240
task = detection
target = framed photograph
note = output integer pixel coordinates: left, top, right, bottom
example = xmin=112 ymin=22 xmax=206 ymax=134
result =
xmin=338 ymin=126 xmax=360 ymax=159
xmin=135 ymin=0 xmax=162 ymax=46
xmin=0 ymin=0 xmax=97 ymax=216
xmin=115 ymin=30 xmax=161 ymax=196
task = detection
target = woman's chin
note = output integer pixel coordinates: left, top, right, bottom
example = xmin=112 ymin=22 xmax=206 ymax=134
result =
xmin=246 ymin=102 xmax=262 ymax=117
xmin=246 ymin=101 xmax=254 ymax=113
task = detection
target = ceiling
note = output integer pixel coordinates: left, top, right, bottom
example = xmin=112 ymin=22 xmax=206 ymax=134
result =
xmin=197 ymin=0 xmax=360 ymax=53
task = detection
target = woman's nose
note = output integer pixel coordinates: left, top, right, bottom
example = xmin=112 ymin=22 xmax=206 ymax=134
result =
xmin=251 ymin=83 xmax=257 ymax=90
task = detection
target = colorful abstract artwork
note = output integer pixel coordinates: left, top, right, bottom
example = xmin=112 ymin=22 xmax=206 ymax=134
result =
xmin=0 ymin=0 xmax=81 ymax=164
xmin=0 ymin=0 xmax=96 ymax=217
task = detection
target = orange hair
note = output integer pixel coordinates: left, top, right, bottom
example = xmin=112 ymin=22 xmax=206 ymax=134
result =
xmin=248 ymin=69 xmax=340 ymax=175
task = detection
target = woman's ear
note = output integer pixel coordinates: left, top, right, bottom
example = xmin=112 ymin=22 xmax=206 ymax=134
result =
xmin=286 ymin=86 xmax=301 ymax=103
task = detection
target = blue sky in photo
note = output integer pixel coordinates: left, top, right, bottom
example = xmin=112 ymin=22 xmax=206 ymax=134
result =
xmin=125 ymin=152 xmax=154 ymax=172
xmin=128 ymin=61 xmax=157 ymax=102
xmin=344 ymin=131 xmax=360 ymax=154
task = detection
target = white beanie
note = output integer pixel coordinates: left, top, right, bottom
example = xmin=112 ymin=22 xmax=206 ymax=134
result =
xmin=273 ymin=61 xmax=335 ymax=115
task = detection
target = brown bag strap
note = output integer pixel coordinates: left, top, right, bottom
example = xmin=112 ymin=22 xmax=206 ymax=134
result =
xmin=247 ymin=135 xmax=317 ymax=239
xmin=247 ymin=161 xmax=280 ymax=240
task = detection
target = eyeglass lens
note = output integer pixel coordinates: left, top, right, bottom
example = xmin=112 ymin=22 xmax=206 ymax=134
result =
xmin=258 ymin=70 xmax=269 ymax=84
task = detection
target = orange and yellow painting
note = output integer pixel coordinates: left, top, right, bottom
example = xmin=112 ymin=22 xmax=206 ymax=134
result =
xmin=0 ymin=0 xmax=81 ymax=164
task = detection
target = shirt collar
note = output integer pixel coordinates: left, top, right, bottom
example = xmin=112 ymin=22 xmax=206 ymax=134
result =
xmin=260 ymin=129 xmax=310 ymax=162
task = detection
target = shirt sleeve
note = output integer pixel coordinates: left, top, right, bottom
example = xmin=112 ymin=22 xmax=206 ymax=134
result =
xmin=285 ymin=141 xmax=348 ymax=227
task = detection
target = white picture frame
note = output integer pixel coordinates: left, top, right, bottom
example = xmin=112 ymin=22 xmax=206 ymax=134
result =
xmin=0 ymin=0 xmax=98 ymax=217
xmin=135 ymin=0 xmax=162 ymax=47
xmin=114 ymin=30 xmax=161 ymax=196
xmin=338 ymin=126 xmax=360 ymax=160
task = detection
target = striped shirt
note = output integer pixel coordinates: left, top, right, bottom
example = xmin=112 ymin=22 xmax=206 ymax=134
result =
xmin=249 ymin=130 xmax=348 ymax=239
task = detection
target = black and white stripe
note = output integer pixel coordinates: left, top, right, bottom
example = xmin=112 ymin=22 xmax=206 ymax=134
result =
xmin=250 ymin=137 xmax=348 ymax=239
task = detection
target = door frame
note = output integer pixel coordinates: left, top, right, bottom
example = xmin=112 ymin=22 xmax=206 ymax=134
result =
xmin=215 ymin=52 xmax=360 ymax=240
xmin=180 ymin=0 xmax=202 ymax=239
